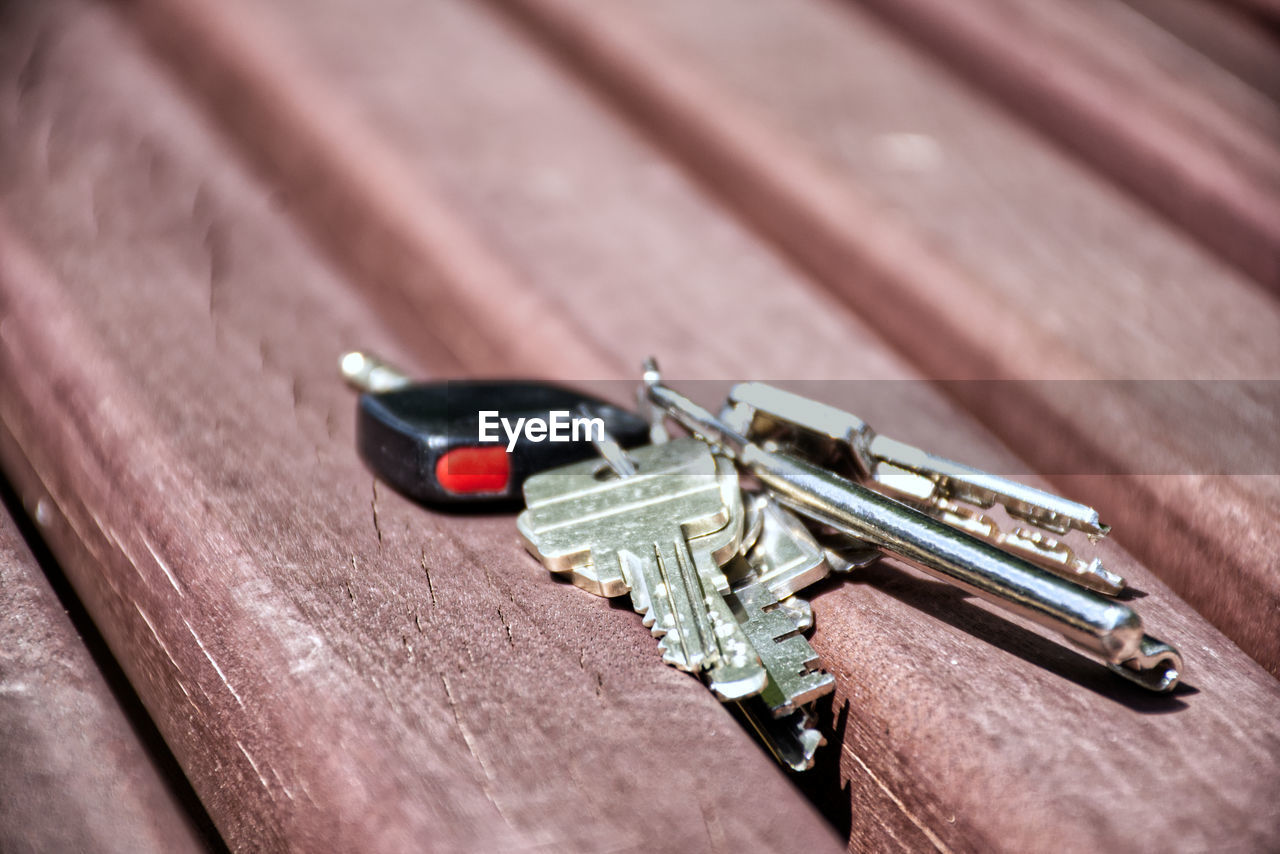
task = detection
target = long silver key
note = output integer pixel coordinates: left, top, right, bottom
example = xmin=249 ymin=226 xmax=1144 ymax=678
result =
xmin=723 ymin=381 xmax=1125 ymax=595
xmin=518 ymin=438 xmax=767 ymax=699
xmin=643 ymin=363 xmax=1182 ymax=693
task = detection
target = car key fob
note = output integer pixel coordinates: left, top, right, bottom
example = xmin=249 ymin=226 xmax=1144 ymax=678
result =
xmin=342 ymin=352 xmax=649 ymax=507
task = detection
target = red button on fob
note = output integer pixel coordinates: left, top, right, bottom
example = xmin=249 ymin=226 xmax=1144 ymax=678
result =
xmin=435 ymin=446 xmax=511 ymax=495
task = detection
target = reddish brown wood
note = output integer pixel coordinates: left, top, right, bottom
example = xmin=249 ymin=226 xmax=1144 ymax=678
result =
xmin=472 ymin=0 xmax=1280 ymax=676
xmin=848 ymin=0 xmax=1280 ymax=292
xmin=1224 ymin=0 xmax=1280 ymax=21
xmin=42 ymin=0 xmax=1280 ymax=849
xmin=0 ymin=497 xmax=213 ymax=853
xmin=1118 ymin=0 xmax=1280 ymax=105
xmin=111 ymin=0 xmax=613 ymax=383
xmin=0 ymin=3 xmax=842 ymax=851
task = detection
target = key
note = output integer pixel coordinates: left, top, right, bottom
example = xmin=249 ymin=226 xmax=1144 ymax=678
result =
xmin=340 ymin=352 xmax=649 ymax=506
xmin=735 ymin=698 xmax=825 ymax=773
xmin=731 ymin=575 xmax=834 ymax=716
xmin=732 ymin=495 xmax=837 ymax=715
xmin=717 ymin=494 xmax=837 ymax=718
xmin=577 ymin=430 xmax=831 ymax=761
xmin=722 ymin=381 xmax=1125 ymax=595
xmin=517 ymin=437 xmax=768 ymax=700
xmin=642 ymin=361 xmax=1183 ymax=693
xmin=742 ymin=494 xmax=831 ymax=599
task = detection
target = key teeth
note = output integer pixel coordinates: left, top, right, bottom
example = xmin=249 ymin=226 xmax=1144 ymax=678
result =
xmin=734 ymin=581 xmax=837 ymax=715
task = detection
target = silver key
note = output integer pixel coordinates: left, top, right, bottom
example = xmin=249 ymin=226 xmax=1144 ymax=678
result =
xmin=643 ymin=363 xmax=1182 ymax=693
xmin=731 ymin=575 xmax=834 ymax=716
xmin=518 ymin=438 xmax=768 ymax=700
xmin=723 ymin=381 xmax=1125 ymax=595
xmin=730 ymin=494 xmax=837 ymax=716
xmin=736 ymin=699 xmax=825 ymax=773
xmin=743 ymin=494 xmax=831 ymax=599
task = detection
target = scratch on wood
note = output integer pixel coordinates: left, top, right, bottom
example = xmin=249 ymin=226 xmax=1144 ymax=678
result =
xmin=203 ymin=221 xmax=227 ymax=324
xmin=236 ymin=740 xmax=272 ymax=797
xmin=440 ymin=673 xmax=512 ymax=826
xmin=699 ymin=800 xmax=727 ymax=854
xmin=497 ymin=605 xmax=515 ymax=646
xmin=141 ymin=531 xmax=183 ymax=596
xmin=371 ymin=478 xmax=383 ymax=545
xmin=440 ymin=675 xmax=485 ymax=770
xmin=174 ymin=679 xmax=204 ymax=718
xmin=267 ymin=763 xmax=296 ymax=801
xmin=183 ymin=617 xmax=245 ymax=708
xmin=190 ymin=181 xmax=210 ymax=222
xmin=89 ymin=179 xmax=102 ymax=241
xmin=842 ymin=742 xmax=952 ymax=854
xmin=421 ymin=547 xmax=437 ymax=608
xmin=126 ymin=553 xmax=152 ymax=590
xmin=134 ymin=602 xmax=181 ymax=672
xmin=16 ymin=26 xmax=50 ymax=98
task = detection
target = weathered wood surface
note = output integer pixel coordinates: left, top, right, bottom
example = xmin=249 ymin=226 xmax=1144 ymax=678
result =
xmin=1224 ymin=0 xmax=1280 ymax=21
xmin=479 ymin=0 xmax=1280 ymax=675
xmin=1118 ymin=0 xmax=1280 ymax=106
xmin=0 ymin=494 xmax=213 ymax=853
xmin=0 ymin=3 xmax=841 ymax=852
xmin=2 ymin=0 xmax=1277 ymax=851
xmin=850 ymin=0 xmax=1280 ymax=291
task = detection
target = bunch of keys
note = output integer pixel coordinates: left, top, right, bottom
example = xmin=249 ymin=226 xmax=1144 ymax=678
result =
xmin=517 ymin=360 xmax=1182 ymax=770
xmin=343 ymin=353 xmax=1182 ymax=771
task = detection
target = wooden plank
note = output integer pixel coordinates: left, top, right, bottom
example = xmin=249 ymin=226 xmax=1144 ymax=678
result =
xmin=94 ymin=0 xmax=1280 ymax=849
xmin=1224 ymin=0 xmax=1280 ymax=21
xmin=471 ymin=0 xmax=1280 ymax=676
xmin=848 ymin=0 xmax=1280 ymax=291
xmin=0 ymin=3 xmax=843 ymax=852
xmin=1118 ymin=0 xmax=1280 ymax=106
xmin=0 ymin=492 xmax=215 ymax=853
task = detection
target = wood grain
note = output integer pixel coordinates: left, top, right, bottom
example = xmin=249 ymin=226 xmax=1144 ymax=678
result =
xmin=0 ymin=3 xmax=842 ymax=851
xmin=849 ymin=0 xmax=1280 ymax=291
xmin=1223 ymin=0 xmax=1280 ymax=21
xmin=0 ymin=492 xmax=214 ymax=853
xmin=48 ymin=0 xmax=1280 ymax=849
xmin=476 ymin=0 xmax=1280 ymax=675
xmin=1118 ymin=0 xmax=1280 ymax=106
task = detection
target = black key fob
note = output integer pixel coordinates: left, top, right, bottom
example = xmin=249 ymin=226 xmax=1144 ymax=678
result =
xmin=356 ymin=378 xmax=650 ymax=507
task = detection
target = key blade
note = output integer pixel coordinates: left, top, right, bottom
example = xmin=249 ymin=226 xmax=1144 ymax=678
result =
xmin=868 ymin=435 xmax=1109 ymax=538
xmin=734 ymin=699 xmax=825 ymax=772
xmin=732 ymin=578 xmax=835 ymax=715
